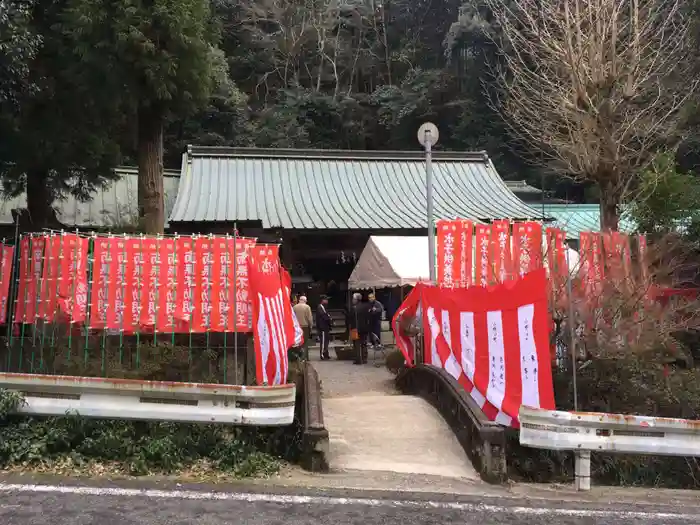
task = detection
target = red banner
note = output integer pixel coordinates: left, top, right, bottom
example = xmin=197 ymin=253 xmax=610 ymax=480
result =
xmin=437 ymin=220 xmax=458 ymax=287
xmin=638 ymin=234 xmax=649 ymax=284
xmin=89 ymin=237 xmax=112 ymax=329
xmin=14 ymin=235 xmax=46 ymax=323
xmin=209 ymin=237 xmax=255 ymax=332
xmin=579 ymin=232 xmax=604 ymax=303
xmin=40 ymin=235 xmax=61 ymax=321
xmin=0 ymin=245 xmax=14 ymax=324
xmin=62 ymin=234 xmax=89 ymax=323
xmin=458 ymin=220 xmax=474 ymax=287
xmin=437 ymin=220 xmax=474 ymax=287
xmin=602 ymin=232 xmax=621 ymax=281
xmin=612 ymin=232 xmax=632 ymax=283
xmin=234 ymin=239 xmax=254 ymax=331
xmin=513 ymin=222 xmax=543 ymax=277
xmin=156 ymin=237 xmax=179 ymax=332
xmin=590 ymin=232 xmax=604 ymax=295
xmin=490 ymin=220 xmax=512 ymax=283
xmin=138 ymin=238 xmax=159 ymax=330
xmin=474 ymin=224 xmax=491 ymax=286
xmin=192 ymin=237 xmax=214 ymax=332
xmin=14 ymin=238 xmax=30 ymax=323
xmin=10 ymin=233 xmax=256 ymax=333
xmin=248 ymin=245 xmax=294 ymax=385
xmin=545 ymin=227 xmax=568 ymax=305
xmin=393 ymin=269 xmax=555 ymax=428
xmin=175 ymin=236 xmax=196 ymax=330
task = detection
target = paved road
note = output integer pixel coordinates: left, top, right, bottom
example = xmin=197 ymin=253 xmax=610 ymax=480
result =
xmin=1 ymin=482 xmax=699 ymax=524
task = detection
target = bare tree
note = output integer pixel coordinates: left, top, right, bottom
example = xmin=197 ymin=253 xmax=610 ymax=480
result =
xmin=481 ymin=0 xmax=697 ymax=230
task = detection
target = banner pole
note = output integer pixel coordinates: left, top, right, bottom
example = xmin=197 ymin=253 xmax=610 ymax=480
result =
xmin=565 ymin=245 xmax=578 ymax=411
xmin=233 ymin=224 xmax=238 ymax=385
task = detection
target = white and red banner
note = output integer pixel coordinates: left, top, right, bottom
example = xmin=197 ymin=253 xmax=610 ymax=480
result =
xmin=248 ymin=245 xmax=297 ymax=385
xmin=392 ymin=269 xmax=555 ymax=427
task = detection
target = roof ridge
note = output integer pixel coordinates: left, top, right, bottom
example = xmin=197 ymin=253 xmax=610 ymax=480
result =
xmin=185 ymin=146 xmax=490 ymax=163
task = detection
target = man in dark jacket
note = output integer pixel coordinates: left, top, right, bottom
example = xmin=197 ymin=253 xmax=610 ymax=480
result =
xmin=316 ymin=295 xmax=332 ymax=360
xmin=348 ymin=293 xmax=370 ymax=364
xmin=367 ymin=293 xmax=384 ymax=347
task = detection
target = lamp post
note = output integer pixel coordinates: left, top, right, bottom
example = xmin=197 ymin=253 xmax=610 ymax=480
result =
xmin=418 ymin=122 xmax=439 ymax=283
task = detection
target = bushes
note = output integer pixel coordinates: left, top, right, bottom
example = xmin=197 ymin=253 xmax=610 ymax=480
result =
xmin=385 ymin=347 xmax=407 ymax=375
xmin=0 ymin=389 xmax=302 ymax=477
xmin=509 ymin=358 xmax=700 ymax=488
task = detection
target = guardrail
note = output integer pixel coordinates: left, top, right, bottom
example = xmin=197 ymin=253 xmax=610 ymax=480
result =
xmin=0 ymin=372 xmax=296 ymax=426
xmin=519 ymin=405 xmax=700 ymax=490
xmin=396 ymin=364 xmax=507 ymax=483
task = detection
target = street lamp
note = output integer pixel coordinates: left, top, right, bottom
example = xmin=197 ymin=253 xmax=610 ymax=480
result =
xmin=418 ymin=122 xmax=439 ymax=283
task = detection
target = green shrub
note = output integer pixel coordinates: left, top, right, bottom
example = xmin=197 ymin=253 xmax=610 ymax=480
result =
xmin=0 ymin=390 xmax=302 ymax=478
xmin=385 ymin=348 xmax=407 ymax=375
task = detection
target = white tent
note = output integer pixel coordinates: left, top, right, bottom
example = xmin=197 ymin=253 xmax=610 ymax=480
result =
xmin=348 ymin=236 xmax=429 ymax=290
xmin=348 ymin=235 xmax=580 ymax=290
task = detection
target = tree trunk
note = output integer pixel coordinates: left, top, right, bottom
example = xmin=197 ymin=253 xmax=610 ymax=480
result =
xmin=600 ymin=183 xmax=621 ymax=231
xmin=25 ymin=168 xmax=61 ymax=231
xmin=137 ymin=103 xmax=165 ymax=234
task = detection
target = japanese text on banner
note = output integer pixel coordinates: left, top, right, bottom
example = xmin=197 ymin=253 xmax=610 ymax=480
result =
xmin=57 ymin=234 xmax=89 ymax=323
xmin=458 ymin=220 xmax=474 ymax=287
xmin=157 ymin=238 xmax=179 ymax=332
xmin=15 ymin=236 xmax=46 ymax=323
xmin=89 ymin=238 xmax=113 ymax=329
xmin=193 ymin=237 xmax=214 ymax=332
xmin=475 ymin=225 xmax=491 ymax=287
xmin=490 ymin=220 xmax=512 ymax=283
xmin=40 ymin=235 xmax=61 ymax=321
xmin=437 ymin=220 xmax=458 ymax=287
xmin=513 ymin=222 xmax=543 ymax=277
xmin=235 ymin=239 xmax=254 ymax=331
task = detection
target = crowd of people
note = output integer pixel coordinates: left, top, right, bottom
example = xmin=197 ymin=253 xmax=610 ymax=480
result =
xmin=291 ymin=292 xmax=384 ymax=365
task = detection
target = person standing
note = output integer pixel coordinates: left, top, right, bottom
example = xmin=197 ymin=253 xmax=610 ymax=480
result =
xmin=348 ymin=292 xmax=370 ymax=364
xmin=367 ymin=293 xmax=384 ymax=348
xmin=316 ymin=295 xmax=332 ymax=360
xmin=293 ymin=295 xmax=313 ymax=360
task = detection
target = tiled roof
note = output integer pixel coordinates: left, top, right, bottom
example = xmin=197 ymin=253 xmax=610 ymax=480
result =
xmin=0 ymin=167 xmax=180 ymax=228
xmin=543 ymin=204 xmax=636 ymax=239
xmin=168 ymin=147 xmax=543 ymax=229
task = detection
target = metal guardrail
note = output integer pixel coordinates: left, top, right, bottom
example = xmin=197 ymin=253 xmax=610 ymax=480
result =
xmin=519 ymin=405 xmax=700 ymax=490
xmin=0 ymin=372 xmax=296 ymax=426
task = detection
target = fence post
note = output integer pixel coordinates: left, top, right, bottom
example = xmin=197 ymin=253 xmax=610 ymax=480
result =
xmin=574 ymin=450 xmax=591 ymax=491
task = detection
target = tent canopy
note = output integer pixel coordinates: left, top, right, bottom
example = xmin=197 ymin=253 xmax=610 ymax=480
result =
xmin=348 ymin=235 xmax=580 ymax=290
xmin=348 ymin=236 xmax=429 ymax=290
